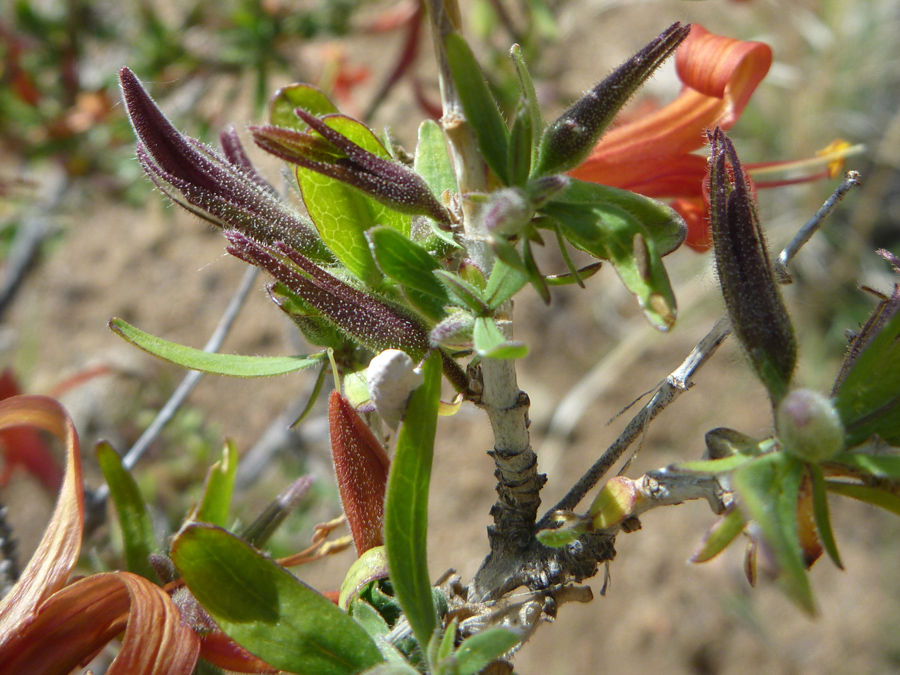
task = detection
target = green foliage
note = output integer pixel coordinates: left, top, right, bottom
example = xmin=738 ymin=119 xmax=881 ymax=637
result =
xmin=195 ymin=441 xmax=239 ymax=528
xmin=95 ymin=442 xmax=158 ymax=581
xmin=173 ymin=523 xmax=384 ymax=675
xmin=109 ymin=318 xmax=327 ymax=377
xmin=383 ymin=353 xmax=442 ymax=650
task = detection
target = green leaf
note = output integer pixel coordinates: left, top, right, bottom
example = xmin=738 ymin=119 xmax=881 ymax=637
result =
xmin=383 ymin=352 xmax=442 ymax=650
xmin=825 ymin=480 xmax=900 ymax=517
xmin=509 ymin=44 xmax=543 ymax=170
xmin=297 ymin=115 xmax=411 ymax=287
xmin=270 ymin=83 xmax=338 ymax=129
xmin=690 ymin=507 xmax=745 ymax=563
xmin=444 ymin=33 xmax=510 ymax=184
xmin=368 ymin=226 xmax=450 ymax=320
xmin=172 ymin=523 xmax=383 ymax=675
xmin=828 ymin=451 xmax=900 ymax=478
xmin=674 ymin=454 xmax=755 ymax=474
xmin=507 ymin=101 xmax=534 ymax=187
xmin=348 ymin=598 xmax=390 ymax=641
xmin=473 ymin=317 xmax=529 ymax=359
xmin=95 ymin=442 xmax=158 ymax=581
xmin=809 ymin=465 xmax=842 ymax=569
xmin=434 ymin=270 xmax=490 ymax=314
xmin=455 ymin=628 xmax=520 ymax=675
xmin=541 ymin=179 xmax=685 ymax=330
xmin=359 ymin=664 xmax=421 ymax=675
xmin=733 ymin=454 xmax=815 ymax=614
xmin=484 ymin=259 xmax=528 ymax=309
xmin=196 ymin=440 xmax=238 ymax=528
xmin=437 ymin=619 xmax=458 ymax=664
xmin=833 ymin=304 xmax=900 ymax=445
xmin=109 ymin=318 xmax=327 ymax=377
xmin=414 ymin=120 xmax=458 ymax=200
xmin=339 ymin=546 xmax=390 ymax=610
xmin=546 ymin=262 xmax=603 ymax=287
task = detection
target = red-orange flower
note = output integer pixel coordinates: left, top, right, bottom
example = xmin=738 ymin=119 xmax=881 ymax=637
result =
xmin=569 ymin=24 xmax=772 ymax=251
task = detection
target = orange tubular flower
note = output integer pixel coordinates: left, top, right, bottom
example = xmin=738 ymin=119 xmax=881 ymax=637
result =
xmin=569 ymin=25 xmax=773 ymax=251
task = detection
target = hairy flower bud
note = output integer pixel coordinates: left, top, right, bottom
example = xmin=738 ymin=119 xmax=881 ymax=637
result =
xmin=367 ymin=350 xmax=424 ymax=430
xmin=534 ymin=22 xmax=691 ymax=176
xmin=252 ymin=107 xmax=451 ymax=227
xmin=708 ymin=127 xmax=796 ymax=403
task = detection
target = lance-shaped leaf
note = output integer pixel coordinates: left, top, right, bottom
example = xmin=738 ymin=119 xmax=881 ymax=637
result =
xmin=832 ymin=267 xmax=900 ymax=446
xmin=330 ymin=391 xmax=391 ymax=555
xmin=732 ymin=453 xmax=815 ymax=614
xmin=96 ymin=442 xmax=158 ymax=581
xmin=118 ymin=68 xmax=326 ymax=260
xmin=171 ymin=523 xmax=383 ymax=675
xmin=534 ymin=22 xmax=691 ymax=176
xmin=109 ymin=317 xmax=327 ymax=377
xmin=383 ymin=353 xmax=442 ymax=650
xmin=226 ymin=233 xmax=432 ymax=359
xmin=708 ymin=128 xmax=796 ymax=403
xmin=252 ymin=107 xmax=451 ymax=228
xmin=195 ymin=440 xmax=239 ymax=528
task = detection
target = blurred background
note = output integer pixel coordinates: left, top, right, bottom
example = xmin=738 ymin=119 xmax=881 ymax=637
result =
xmin=1 ymin=0 xmax=899 ymax=673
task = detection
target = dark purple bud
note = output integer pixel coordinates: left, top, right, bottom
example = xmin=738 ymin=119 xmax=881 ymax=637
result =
xmin=250 ymin=108 xmax=452 ymax=227
xmin=226 ymin=232 xmax=431 ymax=359
xmin=535 ymin=22 xmax=691 ymax=176
xmin=119 ymin=68 xmax=326 ymax=259
xmin=219 ymin=126 xmax=277 ymax=196
xmin=708 ymin=127 xmax=796 ymax=404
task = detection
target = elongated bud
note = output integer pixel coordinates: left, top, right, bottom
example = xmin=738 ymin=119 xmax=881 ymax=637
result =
xmin=708 ymin=127 xmax=796 ymax=404
xmin=329 ymin=391 xmax=391 ymax=555
xmin=226 ymin=232 xmax=431 ymax=359
xmin=252 ymin=108 xmax=451 ymax=227
xmin=119 ymin=68 xmax=325 ymax=258
xmin=534 ymin=22 xmax=691 ymax=176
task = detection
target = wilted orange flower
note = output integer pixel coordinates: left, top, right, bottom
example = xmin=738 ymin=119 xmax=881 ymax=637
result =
xmin=0 ymin=395 xmax=273 ymax=674
xmin=568 ymin=24 xmax=859 ymax=252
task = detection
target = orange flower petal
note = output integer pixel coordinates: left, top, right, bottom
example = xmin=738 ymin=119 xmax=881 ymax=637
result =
xmin=569 ymin=25 xmax=772 ymax=194
xmin=0 ymin=395 xmax=82 ymax=637
xmin=670 ymin=198 xmax=712 ymax=252
xmin=0 ymin=572 xmax=199 ymax=675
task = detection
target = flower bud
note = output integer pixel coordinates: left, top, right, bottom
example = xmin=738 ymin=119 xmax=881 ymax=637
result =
xmin=534 ymin=22 xmax=691 ymax=176
xmin=777 ymin=389 xmax=845 ymax=462
xmin=708 ymin=128 xmax=796 ymax=403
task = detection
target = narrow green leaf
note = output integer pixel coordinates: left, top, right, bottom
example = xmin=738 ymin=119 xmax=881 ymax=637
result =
xmin=109 ymin=318 xmax=327 ymax=377
xmin=444 ymin=33 xmax=510 ymax=184
xmin=690 ymin=507 xmax=745 ymax=563
xmin=434 ymin=270 xmax=490 ymax=314
xmin=509 ymin=44 xmax=543 ymax=169
xmin=546 ymin=262 xmax=603 ymax=287
xmin=196 ymin=440 xmax=238 ymax=528
xmin=829 ymin=451 xmax=900 ymax=478
xmin=485 ymin=259 xmax=528 ymax=309
xmin=507 ymin=101 xmax=534 ymax=187
xmin=834 ymin=305 xmax=900 ymax=445
xmin=826 ymin=481 xmax=900 ymax=516
xmin=349 ymin=599 xmax=390 ymax=641
xmin=733 ymin=454 xmax=815 ymax=614
xmin=437 ymin=619 xmax=458 ymax=664
xmin=455 ymin=628 xmax=520 ymax=675
xmin=383 ymin=353 xmax=442 ymax=650
xmin=95 ymin=442 xmax=158 ymax=581
xmin=270 ymin=83 xmax=338 ymax=129
xmin=674 ymin=454 xmax=755 ymax=475
xmin=473 ymin=317 xmax=529 ymax=359
xmin=809 ymin=465 xmax=843 ymax=569
xmin=172 ymin=523 xmax=383 ymax=675
xmin=297 ymin=115 xmax=410 ymax=287
xmin=369 ymin=226 xmax=450 ymax=320
xmin=522 ymin=237 xmax=551 ymax=305
xmin=414 ymin=120 xmax=458 ymax=199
